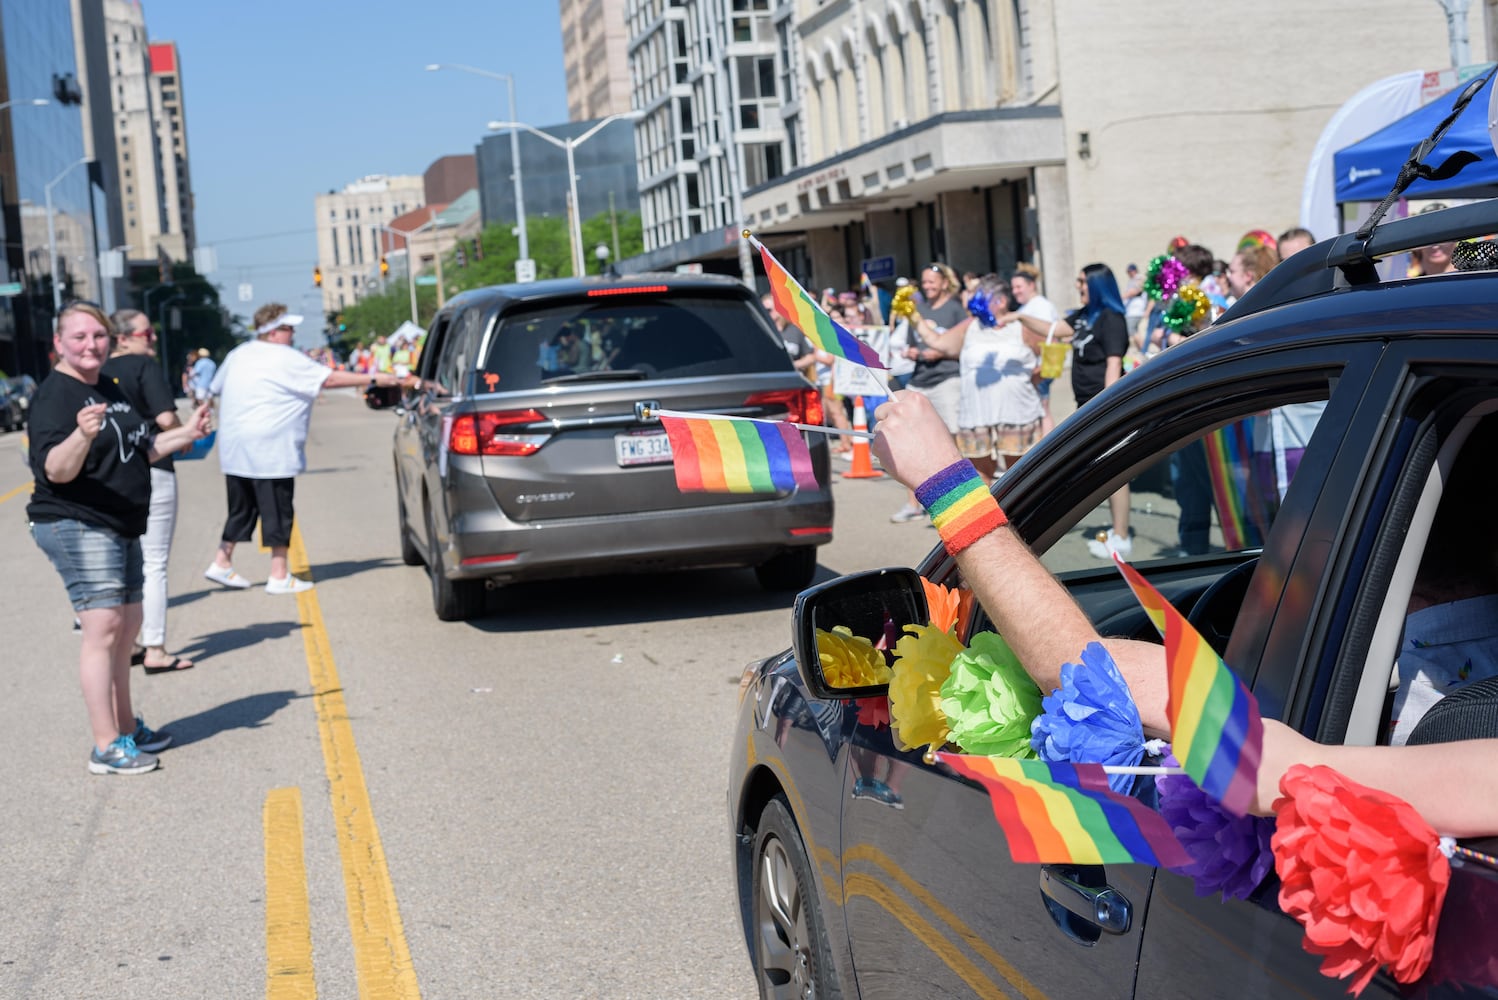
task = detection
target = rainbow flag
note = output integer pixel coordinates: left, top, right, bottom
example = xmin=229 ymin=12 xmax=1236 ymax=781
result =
xmin=1203 ymin=422 xmax=1271 ymax=550
xmin=750 ymin=235 xmax=885 ymax=370
xmin=658 ymin=413 xmax=819 ymax=494
xmin=936 ymin=752 xmax=1191 ymax=867
xmin=1113 ymin=557 xmax=1264 ymax=816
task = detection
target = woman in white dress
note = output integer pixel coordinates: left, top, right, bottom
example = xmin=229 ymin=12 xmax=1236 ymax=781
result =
xmin=914 ymin=275 xmax=1043 ymax=484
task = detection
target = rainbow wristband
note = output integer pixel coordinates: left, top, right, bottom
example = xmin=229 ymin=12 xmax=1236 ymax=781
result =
xmin=915 ymin=460 xmax=1008 ymax=556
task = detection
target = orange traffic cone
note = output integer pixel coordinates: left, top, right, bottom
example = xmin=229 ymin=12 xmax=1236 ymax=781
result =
xmin=841 ymin=396 xmax=884 ymax=479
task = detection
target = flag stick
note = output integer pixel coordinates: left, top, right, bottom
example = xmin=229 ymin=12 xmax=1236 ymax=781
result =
xmin=1101 ymin=765 xmax=1186 ymax=776
xmin=646 ymin=406 xmax=876 ymax=440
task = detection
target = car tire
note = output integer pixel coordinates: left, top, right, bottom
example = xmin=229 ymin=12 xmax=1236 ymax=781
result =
xmin=424 ymin=503 xmax=484 ymax=622
xmin=754 ymin=547 xmax=817 ymax=592
xmin=750 ymin=797 xmax=843 ymax=1000
xmin=396 ymin=489 xmax=423 ymax=567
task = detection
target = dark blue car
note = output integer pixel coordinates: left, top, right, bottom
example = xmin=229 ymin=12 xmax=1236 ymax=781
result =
xmin=728 ymin=202 xmax=1498 ymax=999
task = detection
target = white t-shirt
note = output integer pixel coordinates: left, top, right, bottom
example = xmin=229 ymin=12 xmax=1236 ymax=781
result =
xmin=957 ymin=320 xmax=1043 ymax=429
xmin=210 ymin=340 xmax=334 ymax=478
xmin=1020 ymin=293 xmax=1061 ymax=327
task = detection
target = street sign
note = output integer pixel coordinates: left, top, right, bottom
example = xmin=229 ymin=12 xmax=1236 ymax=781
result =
xmin=860 ymin=256 xmax=896 ymax=282
xmin=193 ymin=245 xmax=218 ymax=275
xmin=237 ymin=283 xmax=253 ymax=302
xmin=0 ymin=282 xmax=22 ymax=297
xmin=415 ymin=275 xmax=438 ymax=286
xmin=99 ymin=250 xmax=125 ymax=279
xmin=515 ymin=258 xmax=536 ymax=283
xmin=674 ymin=263 xmax=704 ymax=274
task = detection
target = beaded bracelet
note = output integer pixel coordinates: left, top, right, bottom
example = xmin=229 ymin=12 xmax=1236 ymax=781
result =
xmin=914 ymin=459 xmax=1008 ymax=556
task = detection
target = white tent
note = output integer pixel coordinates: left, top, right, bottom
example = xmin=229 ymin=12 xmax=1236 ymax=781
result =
xmin=390 ymin=320 xmax=425 ymax=346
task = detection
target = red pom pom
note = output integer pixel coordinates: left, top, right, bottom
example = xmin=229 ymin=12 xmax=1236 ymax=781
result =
xmin=1272 ymin=765 xmax=1451 ymax=995
xmin=854 ymin=697 xmax=890 ymax=730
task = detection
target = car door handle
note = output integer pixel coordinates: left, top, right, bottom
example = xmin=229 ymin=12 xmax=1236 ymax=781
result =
xmin=1039 ymin=865 xmax=1133 ymax=935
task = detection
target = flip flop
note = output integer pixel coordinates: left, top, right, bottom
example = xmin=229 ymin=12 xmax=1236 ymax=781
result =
xmin=143 ymin=656 xmax=194 ymax=675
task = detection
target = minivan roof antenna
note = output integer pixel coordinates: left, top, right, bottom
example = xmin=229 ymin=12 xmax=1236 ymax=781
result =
xmin=1355 ymin=68 xmax=1496 ymax=240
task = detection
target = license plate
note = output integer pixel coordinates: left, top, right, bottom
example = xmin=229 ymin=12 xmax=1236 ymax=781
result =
xmin=615 ymin=429 xmax=673 ymax=466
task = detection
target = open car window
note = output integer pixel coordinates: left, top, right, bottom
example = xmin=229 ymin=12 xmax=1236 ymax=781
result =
xmin=1041 ymin=400 xmax=1329 ymax=575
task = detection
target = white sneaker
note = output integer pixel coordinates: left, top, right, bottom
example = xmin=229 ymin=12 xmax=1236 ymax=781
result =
xmin=1087 ymin=530 xmax=1133 ymax=561
xmin=204 ymin=563 xmax=253 ymax=589
xmin=265 ymin=575 xmax=315 ymax=595
xmin=889 ymin=503 xmax=925 ymax=524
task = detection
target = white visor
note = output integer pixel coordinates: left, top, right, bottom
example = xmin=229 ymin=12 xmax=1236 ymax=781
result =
xmin=256 ymin=313 xmax=304 ymax=336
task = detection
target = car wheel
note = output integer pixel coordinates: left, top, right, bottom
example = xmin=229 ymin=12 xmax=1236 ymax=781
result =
xmin=424 ymin=503 xmax=484 ymax=621
xmin=755 ymin=547 xmax=817 ymax=592
xmin=750 ymin=797 xmax=843 ymax=1000
xmin=396 ymin=488 xmax=423 ymax=567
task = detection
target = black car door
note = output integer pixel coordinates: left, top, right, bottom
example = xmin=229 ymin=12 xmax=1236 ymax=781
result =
xmin=1134 ymin=342 xmax=1498 ymax=999
xmin=838 ymin=345 xmax=1361 ymax=999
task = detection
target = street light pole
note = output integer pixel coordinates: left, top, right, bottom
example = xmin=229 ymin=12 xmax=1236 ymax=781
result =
xmin=380 ymin=217 xmax=437 ymax=325
xmin=0 ymin=98 xmax=50 ymax=112
xmin=425 ymin=64 xmax=528 ymax=262
xmin=486 ymin=111 xmax=642 ymax=278
xmin=45 ymin=157 xmax=92 ymax=315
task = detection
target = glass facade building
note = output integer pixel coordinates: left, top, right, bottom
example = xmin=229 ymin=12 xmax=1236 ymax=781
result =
xmin=475 ymin=117 xmax=641 ymax=232
xmin=0 ymin=0 xmax=97 ymax=377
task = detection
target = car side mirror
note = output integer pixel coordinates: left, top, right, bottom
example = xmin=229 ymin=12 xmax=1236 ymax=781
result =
xmin=792 ymin=567 xmax=929 ymax=701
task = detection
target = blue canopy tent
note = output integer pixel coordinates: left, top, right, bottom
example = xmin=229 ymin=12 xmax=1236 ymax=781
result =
xmin=1333 ymin=69 xmax=1498 ymax=204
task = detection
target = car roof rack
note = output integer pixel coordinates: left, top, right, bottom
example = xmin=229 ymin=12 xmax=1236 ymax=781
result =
xmin=1228 ymin=67 xmax=1498 ymax=323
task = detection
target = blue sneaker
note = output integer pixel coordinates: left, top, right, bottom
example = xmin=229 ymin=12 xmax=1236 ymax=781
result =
xmin=131 ymin=717 xmax=172 ymax=753
xmin=89 ymin=735 xmax=159 ymax=775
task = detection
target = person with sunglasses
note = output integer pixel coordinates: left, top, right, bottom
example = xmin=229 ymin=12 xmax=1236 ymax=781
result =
xmin=890 ymin=262 xmax=968 ymax=522
xmin=101 ymin=309 xmax=195 ymax=674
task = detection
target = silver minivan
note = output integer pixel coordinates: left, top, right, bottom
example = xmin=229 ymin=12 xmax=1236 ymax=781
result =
xmin=393 ymin=274 xmax=835 ymax=620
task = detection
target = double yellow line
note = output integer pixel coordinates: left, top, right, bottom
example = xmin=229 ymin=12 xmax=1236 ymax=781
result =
xmin=262 ymin=526 xmax=421 ymax=999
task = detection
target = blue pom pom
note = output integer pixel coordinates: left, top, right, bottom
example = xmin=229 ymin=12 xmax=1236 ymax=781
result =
xmin=1030 ymin=642 xmax=1146 ymax=793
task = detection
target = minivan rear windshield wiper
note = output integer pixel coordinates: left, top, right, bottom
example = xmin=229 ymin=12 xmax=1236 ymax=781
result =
xmin=540 ymin=369 xmax=649 ymax=384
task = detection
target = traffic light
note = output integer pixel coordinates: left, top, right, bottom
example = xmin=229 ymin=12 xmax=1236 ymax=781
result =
xmin=455 ymin=244 xmax=467 ymax=269
xmin=336 ymin=313 xmax=347 ymax=333
xmin=313 ymin=266 xmax=323 ymax=287
xmin=380 ymin=256 xmax=389 ymax=277
xmin=471 ymin=236 xmax=483 ymax=261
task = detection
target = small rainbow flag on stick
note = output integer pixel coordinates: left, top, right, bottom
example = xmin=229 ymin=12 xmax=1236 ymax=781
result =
xmin=936 ymin=752 xmax=1191 ymax=867
xmin=657 ymin=411 xmax=819 ymax=494
xmin=747 ymin=231 xmax=886 ymax=370
xmin=1113 ymin=555 xmax=1264 ymax=816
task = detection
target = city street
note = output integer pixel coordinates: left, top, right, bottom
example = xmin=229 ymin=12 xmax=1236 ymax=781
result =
xmin=0 ymin=391 xmax=942 ymax=1000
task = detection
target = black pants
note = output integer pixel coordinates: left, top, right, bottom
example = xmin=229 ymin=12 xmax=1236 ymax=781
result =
xmin=222 ymin=476 xmax=295 ymax=548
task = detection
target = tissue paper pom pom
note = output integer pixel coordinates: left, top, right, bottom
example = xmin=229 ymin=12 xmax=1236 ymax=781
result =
xmin=854 ymin=697 xmax=890 ymax=730
xmin=888 ymin=624 xmax=964 ymax=753
xmin=1030 ymin=642 xmax=1146 ymax=793
xmin=1273 ymin=764 xmax=1450 ymax=994
xmin=816 ymin=626 xmax=892 ymax=689
xmin=939 ymin=631 xmax=1042 ymax=758
xmin=921 ymin=576 xmax=975 ymax=642
xmin=1157 ymin=752 xmax=1275 ymax=900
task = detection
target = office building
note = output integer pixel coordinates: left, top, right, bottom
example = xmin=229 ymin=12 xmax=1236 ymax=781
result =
xmin=314 ymin=174 xmax=425 ymax=313
xmin=475 ymin=117 xmax=639 ymax=230
xmin=425 ymin=154 xmax=477 ymax=205
xmin=147 ymin=41 xmax=194 ymax=261
xmin=560 ymin=0 xmax=632 ymax=121
xmin=0 ymin=0 xmax=97 ymax=377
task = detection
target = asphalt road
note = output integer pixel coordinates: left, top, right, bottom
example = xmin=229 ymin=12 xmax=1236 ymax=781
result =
xmin=0 ymin=390 xmax=944 ymax=1000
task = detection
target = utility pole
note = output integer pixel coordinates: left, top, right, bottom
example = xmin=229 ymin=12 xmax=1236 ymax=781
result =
xmin=1436 ymin=0 xmax=1472 ymax=67
xmin=609 ymin=190 xmax=621 ymax=264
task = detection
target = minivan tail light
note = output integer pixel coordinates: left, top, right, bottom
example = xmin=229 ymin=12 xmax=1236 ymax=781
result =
xmin=746 ymin=388 xmax=823 ymax=426
xmin=448 ymin=410 xmax=551 ymax=457
xmin=586 ymin=285 xmax=669 ymax=297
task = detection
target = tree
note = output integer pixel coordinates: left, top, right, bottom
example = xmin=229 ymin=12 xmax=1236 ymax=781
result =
xmin=328 ymin=209 xmax=647 ymax=352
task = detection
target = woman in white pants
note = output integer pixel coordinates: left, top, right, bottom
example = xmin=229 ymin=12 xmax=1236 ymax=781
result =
xmin=101 ymin=310 xmax=194 ymax=673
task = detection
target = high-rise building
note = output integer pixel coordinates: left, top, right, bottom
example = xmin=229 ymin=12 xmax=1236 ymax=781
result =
xmin=70 ymin=0 xmax=127 ymax=312
xmin=560 ymin=0 xmax=632 ymax=121
xmin=0 ymin=0 xmax=96 ymax=377
xmin=314 ymin=174 xmax=425 ymax=313
xmin=148 ymin=41 xmax=194 ymax=261
xmin=100 ymin=0 xmax=171 ymax=264
xmin=476 ymin=118 xmax=639 ymax=232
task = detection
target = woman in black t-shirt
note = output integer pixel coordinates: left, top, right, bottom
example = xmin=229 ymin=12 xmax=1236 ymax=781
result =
xmin=27 ymin=303 xmax=211 ymax=776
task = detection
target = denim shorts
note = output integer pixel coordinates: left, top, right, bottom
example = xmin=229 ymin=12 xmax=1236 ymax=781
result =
xmin=30 ymin=519 xmax=144 ymax=612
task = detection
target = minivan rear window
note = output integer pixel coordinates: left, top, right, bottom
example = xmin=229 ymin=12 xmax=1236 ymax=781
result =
xmin=479 ymin=294 xmax=792 ymax=392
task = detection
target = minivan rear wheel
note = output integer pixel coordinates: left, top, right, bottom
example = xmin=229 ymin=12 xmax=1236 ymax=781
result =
xmin=754 ymin=547 xmax=817 ymax=592
xmin=424 ymin=504 xmax=485 ymax=621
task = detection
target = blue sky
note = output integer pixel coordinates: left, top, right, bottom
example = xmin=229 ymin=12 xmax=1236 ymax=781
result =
xmin=144 ymin=0 xmax=571 ymax=345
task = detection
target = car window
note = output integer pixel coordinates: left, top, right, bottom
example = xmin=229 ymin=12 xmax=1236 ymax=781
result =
xmin=438 ymin=307 xmax=481 ymax=395
xmin=480 ymin=293 xmax=792 ymax=391
xmin=1041 ymin=400 xmax=1328 ymax=574
xmin=417 ymin=313 xmax=451 ymax=385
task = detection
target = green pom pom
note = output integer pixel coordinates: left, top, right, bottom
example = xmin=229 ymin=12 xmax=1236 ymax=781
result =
xmin=938 ymin=632 xmax=1043 ymax=758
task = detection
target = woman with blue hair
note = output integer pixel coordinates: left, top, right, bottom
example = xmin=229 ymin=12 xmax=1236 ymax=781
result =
xmin=1008 ymin=262 xmax=1132 ymax=556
